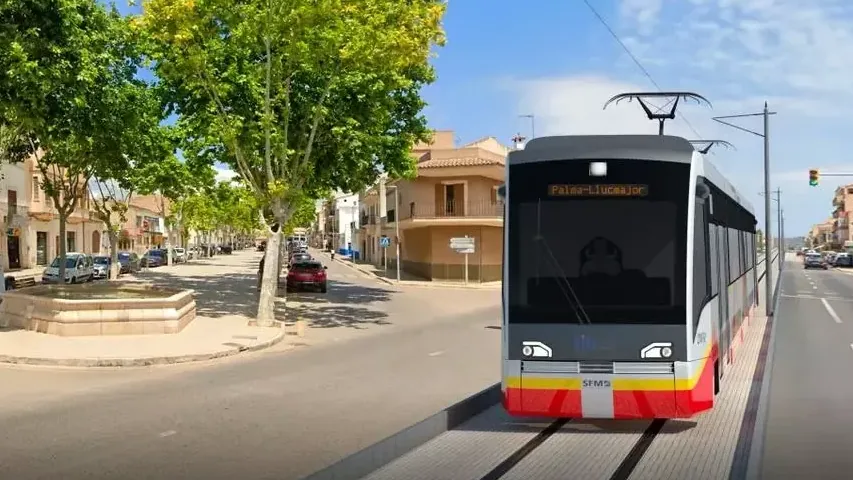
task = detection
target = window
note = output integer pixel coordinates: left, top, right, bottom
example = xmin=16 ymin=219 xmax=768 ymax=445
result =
xmin=709 ymin=224 xmax=719 ymax=296
xmin=728 ymin=229 xmax=739 ymax=283
xmin=692 ymin=200 xmax=710 ymax=334
xmin=32 ymin=176 xmax=40 ymax=202
xmin=136 ymin=216 xmax=142 ymax=227
xmin=7 ymin=190 xmax=17 ymax=217
xmin=507 ymin=159 xmax=689 ymax=325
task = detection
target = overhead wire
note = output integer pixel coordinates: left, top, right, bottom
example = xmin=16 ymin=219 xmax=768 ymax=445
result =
xmin=580 ymin=0 xmax=704 ymax=139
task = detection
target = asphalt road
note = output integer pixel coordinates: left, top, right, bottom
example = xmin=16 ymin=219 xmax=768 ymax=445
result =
xmin=759 ymin=258 xmax=853 ymax=479
xmin=0 ymin=257 xmax=501 ymax=480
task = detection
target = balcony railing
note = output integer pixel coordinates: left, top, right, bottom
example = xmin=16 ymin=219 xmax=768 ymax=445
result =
xmin=399 ymin=200 xmax=504 ymax=221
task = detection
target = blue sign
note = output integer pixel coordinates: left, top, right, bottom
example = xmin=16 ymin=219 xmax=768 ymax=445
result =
xmin=379 ymin=236 xmax=391 ymax=248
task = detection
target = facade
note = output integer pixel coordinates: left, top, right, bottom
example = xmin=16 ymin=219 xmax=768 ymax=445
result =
xmin=808 ymin=218 xmax=834 ymax=248
xmin=357 ymin=131 xmax=507 ymax=282
xmin=115 ymin=195 xmax=169 ymax=254
xmin=320 ymin=191 xmax=360 ymax=255
xmin=832 ymin=185 xmax=853 ymax=248
xmin=12 ymin=155 xmax=105 ymax=270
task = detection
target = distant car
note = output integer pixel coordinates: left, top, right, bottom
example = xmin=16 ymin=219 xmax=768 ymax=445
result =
xmin=804 ymin=253 xmax=827 ymax=270
xmin=286 ymin=261 xmax=328 ymax=293
xmin=174 ymin=248 xmax=187 ymax=263
xmin=257 ymin=241 xmax=267 ymax=252
xmin=92 ymin=255 xmax=112 ymax=279
xmin=141 ymin=249 xmax=165 ymax=267
xmin=289 ymin=252 xmax=312 ymax=267
xmin=118 ymin=251 xmax=141 ymax=274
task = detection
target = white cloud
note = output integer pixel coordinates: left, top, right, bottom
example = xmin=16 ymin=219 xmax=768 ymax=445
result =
xmin=616 ymin=0 xmax=853 ymax=116
xmin=214 ymin=165 xmax=238 ymax=183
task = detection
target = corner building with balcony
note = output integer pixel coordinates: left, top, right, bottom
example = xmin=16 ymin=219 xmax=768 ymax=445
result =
xmin=359 ymin=131 xmax=506 ymax=282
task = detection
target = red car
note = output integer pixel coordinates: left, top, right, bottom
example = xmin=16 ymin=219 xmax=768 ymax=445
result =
xmin=286 ymin=261 xmax=328 ymax=293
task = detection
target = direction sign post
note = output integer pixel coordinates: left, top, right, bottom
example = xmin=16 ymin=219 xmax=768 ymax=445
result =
xmin=380 ymin=236 xmax=390 ymax=271
xmin=449 ymin=236 xmax=476 ymax=284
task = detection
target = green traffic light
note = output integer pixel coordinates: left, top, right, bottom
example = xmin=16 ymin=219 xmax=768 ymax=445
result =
xmin=810 ymin=180 xmax=818 ymax=186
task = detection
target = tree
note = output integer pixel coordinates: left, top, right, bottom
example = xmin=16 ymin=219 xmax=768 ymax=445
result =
xmin=137 ymin=0 xmax=445 ymax=325
xmin=135 ymin=152 xmax=216 ymax=266
xmin=1 ymin=0 xmax=143 ymax=281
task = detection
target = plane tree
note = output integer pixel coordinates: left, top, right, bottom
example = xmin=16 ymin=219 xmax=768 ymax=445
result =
xmin=0 ymin=0 xmax=147 ymax=281
xmin=136 ymin=0 xmax=446 ymax=325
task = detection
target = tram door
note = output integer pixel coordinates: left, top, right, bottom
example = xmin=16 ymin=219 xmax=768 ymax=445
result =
xmin=716 ymin=226 xmax=731 ymax=376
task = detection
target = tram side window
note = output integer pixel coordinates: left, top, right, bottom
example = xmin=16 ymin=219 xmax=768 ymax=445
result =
xmin=709 ymin=225 xmax=719 ymax=296
xmin=739 ymin=231 xmax=745 ymax=275
xmin=693 ymin=202 xmax=710 ymax=331
xmin=728 ymin=229 xmax=739 ymax=283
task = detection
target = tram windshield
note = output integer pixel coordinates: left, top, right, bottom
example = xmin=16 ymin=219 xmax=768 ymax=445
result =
xmin=507 ymin=159 xmax=688 ymax=325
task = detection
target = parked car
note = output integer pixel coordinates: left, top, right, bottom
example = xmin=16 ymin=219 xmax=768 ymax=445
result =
xmin=257 ymin=241 xmax=266 ymax=252
xmin=42 ymin=252 xmax=94 ymax=284
xmin=174 ymin=247 xmax=187 ymax=263
xmin=92 ymin=255 xmax=112 ymax=279
xmin=804 ymin=253 xmax=828 ymax=270
xmin=220 ymin=244 xmax=233 ymax=254
xmin=118 ymin=251 xmax=141 ymax=274
xmin=141 ymin=249 xmax=165 ymax=267
xmin=288 ymin=252 xmax=312 ymax=267
xmin=286 ymin=261 xmax=328 ymax=293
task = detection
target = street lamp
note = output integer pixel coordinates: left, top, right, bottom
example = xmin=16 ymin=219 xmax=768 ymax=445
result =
xmin=712 ymin=103 xmax=777 ymax=316
xmin=519 ymin=114 xmax=535 ymax=139
xmin=386 ymin=184 xmax=401 ymax=282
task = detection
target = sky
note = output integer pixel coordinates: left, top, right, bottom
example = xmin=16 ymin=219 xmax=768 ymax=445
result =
xmin=108 ymin=0 xmax=853 ymax=236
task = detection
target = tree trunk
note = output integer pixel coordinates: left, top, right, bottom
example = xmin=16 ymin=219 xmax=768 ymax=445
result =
xmin=255 ymin=229 xmax=282 ymax=326
xmin=109 ymin=229 xmax=120 ymax=280
xmin=58 ymin=213 xmax=68 ymax=282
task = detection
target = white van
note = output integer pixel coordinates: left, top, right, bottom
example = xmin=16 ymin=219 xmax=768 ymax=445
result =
xmin=42 ymin=252 xmax=94 ymax=284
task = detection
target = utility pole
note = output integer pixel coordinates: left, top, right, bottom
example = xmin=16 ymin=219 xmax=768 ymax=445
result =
xmin=713 ymin=102 xmax=777 ymax=316
xmin=519 ymin=114 xmax=535 ymax=139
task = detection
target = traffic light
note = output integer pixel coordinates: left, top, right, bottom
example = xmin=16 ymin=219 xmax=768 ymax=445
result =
xmin=809 ymin=169 xmax=819 ymax=186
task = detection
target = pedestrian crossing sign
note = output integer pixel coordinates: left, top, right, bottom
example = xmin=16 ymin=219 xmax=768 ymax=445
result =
xmin=380 ymin=236 xmax=390 ymax=248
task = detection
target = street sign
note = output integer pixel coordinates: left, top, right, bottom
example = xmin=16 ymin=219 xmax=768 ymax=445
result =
xmin=450 ymin=236 xmax=475 ymax=248
xmin=380 ymin=236 xmax=391 ymax=248
xmin=456 ymin=248 xmax=475 ymax=254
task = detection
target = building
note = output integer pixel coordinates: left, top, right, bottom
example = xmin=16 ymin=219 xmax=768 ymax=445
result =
xmin=832 ymin=185 xmax=853 ymax=249
xmin=357 ymin=131 xmax=507 ymax=282
xmin=808 ymin=218 xmax=834 ymax=249
xmin=319 ymin=191 xmax=359 ymax=255
xmin=116 ymin=194 xmax=171 ymax=253
xmin=13 ymin=155 xmax=105 ymax=270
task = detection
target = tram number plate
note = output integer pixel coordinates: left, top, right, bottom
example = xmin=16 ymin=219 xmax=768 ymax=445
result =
xmin=582 ymin=379 xmax=612 ymax=388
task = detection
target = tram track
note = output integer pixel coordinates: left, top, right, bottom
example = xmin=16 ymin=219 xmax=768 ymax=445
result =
xmin=474 ymin=418 xmax=667 ymax=480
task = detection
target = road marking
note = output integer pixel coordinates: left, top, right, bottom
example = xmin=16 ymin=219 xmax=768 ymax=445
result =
xmin=821 ymin=298 xmax=843 ymax=324
xmin=813 ymin=285 xmax=818 ymax=290
xmin=428 ymin=350 xmax=444 ymax=357
xmin=159 ymin=430 xmax=177 ymax=437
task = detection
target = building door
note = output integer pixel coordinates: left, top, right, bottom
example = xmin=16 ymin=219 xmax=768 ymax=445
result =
xmin=92 ymin=231 xmax=101 ymax=254
xmin=67 ymin=231 xmax=76 ymax=253
xmin=36 ymin=232 xmax=48 ymax=265
xmin=7 ymin=234 xmax=20 ymax=269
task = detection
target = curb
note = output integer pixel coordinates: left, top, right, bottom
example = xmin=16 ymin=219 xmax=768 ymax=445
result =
xmin=327 ymin=255 xmax=500 ymax=290
xmin=302 ymin=383 xmax=501 ymax=480
xmin=0 ymin=325 xmax=287 ymax=368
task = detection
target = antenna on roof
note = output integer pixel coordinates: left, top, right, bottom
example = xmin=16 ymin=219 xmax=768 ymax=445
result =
xmin=688 ymin=140 xmax=735 ymax=154
xmin=603 ymin=92 xmax=712 ymax=135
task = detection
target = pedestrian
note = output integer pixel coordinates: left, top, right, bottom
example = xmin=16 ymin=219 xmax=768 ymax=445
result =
xmin=257 ymin=255 xmax=265 ymax=291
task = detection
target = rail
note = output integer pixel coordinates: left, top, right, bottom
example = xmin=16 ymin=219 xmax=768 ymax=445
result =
xmin=303 ymin=249 xmax=781 ymax=480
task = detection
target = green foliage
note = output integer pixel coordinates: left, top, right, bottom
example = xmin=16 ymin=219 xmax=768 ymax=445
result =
xmin=136 ymin=0 xmax=446 ymax=219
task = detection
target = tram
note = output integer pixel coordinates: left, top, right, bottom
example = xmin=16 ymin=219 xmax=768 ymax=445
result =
xmin=501 ymin=134 xmax=759 ymax=419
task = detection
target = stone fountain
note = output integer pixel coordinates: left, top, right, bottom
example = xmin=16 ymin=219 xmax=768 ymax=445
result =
xmin=0 ymin=283 xmax=196 ymax=336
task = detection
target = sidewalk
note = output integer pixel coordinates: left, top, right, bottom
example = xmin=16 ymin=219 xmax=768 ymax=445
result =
xmin=0 ymin=250 xmax=288 ymax=367
xmin=313 ymin=250 xmax=501 ymax=290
